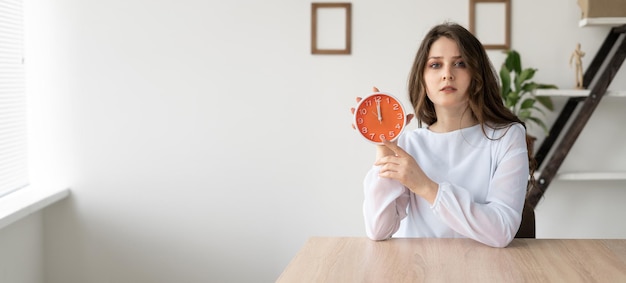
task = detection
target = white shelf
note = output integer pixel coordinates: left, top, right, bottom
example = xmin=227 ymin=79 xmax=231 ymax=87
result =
xmin=535 ymin=171 xmax=626 ymax=181
xmin=557 ymin=172 xmax=626 ymax=181
xmin=534 ymin=89 xmax=626 ymax=97
xmin=579 ymin=17 xmax=626 ymax=27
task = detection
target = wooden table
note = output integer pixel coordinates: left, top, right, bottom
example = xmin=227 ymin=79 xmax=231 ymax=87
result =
xmin=277 ymin=237 xmax=626 ymax=282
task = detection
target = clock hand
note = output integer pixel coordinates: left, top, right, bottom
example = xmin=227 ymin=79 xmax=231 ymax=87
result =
xmin=376 ymin=100 xmax=382 ymax=123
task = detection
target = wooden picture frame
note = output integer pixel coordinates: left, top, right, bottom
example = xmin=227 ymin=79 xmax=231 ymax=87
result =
xmin=311 ymin=3 xmax=352 ymax=55
xmin=469 ymin=0 xmax=511 ymax=50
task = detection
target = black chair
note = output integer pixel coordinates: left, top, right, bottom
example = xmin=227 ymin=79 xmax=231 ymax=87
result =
xmin=515 ymin=202 xmax=536 ymax=238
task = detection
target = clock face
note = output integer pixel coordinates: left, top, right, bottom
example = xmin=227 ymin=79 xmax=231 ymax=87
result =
xmin=354 ymin=92 xmax=406 ymax=144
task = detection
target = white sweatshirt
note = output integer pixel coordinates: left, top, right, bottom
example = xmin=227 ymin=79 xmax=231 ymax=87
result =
xmin=363 ymin=123 xmax=529 ymax=248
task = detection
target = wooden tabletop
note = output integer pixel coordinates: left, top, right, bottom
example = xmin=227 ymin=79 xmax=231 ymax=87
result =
xmin=277 ymin=237 xmax=626 ymax=282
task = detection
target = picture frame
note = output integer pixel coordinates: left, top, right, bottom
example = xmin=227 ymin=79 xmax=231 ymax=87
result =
xmin=469 ymin=0 xmax=511 ymax=50
xmin=311 ymin=3 xmax=352 ymax=55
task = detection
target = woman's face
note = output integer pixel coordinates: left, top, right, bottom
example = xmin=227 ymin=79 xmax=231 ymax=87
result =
xmin=423 ymin=37 xmax=471 ymax=112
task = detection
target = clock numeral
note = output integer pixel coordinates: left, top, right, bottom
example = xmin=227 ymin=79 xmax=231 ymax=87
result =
xmin=360 ymin=108 xmax=367 ymax=115
xmin=393 ymin=104 xmax=399 ymax=110
xmin=379 ymin=134 xmax=386 ymax=141
xmin=361 ymin=127 xmax=368 ymax=134
xmin=397 ymin=113 xmax=403 ymax=119
xmin=365 ymin=100 xmax=372 ymax=107
xmin=395 ymin=123 xmax=401 ymax=129
xmin=357 ymin=118 xmax=364 ymax=124
xmin=388 ymin=131 xmax=395 ymax=138
xmin=369 ymin=133 xmax=376 ymax=140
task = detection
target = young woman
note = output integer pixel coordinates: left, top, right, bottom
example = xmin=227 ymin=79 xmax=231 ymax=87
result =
xmin=359 ymin=23 xmax=533 ymax=248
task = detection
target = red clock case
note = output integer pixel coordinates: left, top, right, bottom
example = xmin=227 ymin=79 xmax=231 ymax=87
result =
xmin=353 ymin=92 xmax=407 ymax=144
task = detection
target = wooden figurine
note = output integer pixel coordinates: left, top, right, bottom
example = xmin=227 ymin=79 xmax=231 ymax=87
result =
xmin=569 ymin=43 xmax=585 ymax=89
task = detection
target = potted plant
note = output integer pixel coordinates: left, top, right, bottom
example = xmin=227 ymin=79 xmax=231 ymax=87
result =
xmin=500 ymin=51 xmax=557 ymax=232
xmin=500 ymin=50 xmax=558 ymax=138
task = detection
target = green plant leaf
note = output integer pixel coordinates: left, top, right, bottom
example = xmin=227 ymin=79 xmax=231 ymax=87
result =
xmin=520 ymin=98 xmax=535 ymax=110
xmin=527 ymin=116 xmax=550 ymax=135
xmin=518 ymin=109 xmax=531 ymax=120
xmin=505 ymin=50 xmax=522 ymax=74
xmin=535 ymin=96 xmax=554 ymax=111
xmin=514 ymin=81 xmax=522 ymax=96
xmin=500 ymin=65 xmax=511 ymax=97
xmin=536 ymin=83 xmax=558 ymax=90
xmin=521 ymin=82 xmax=538 ymax=93
xmin=516 ymin=68 xmax=536 ymax=86
xmin=532 ymin=105 xmax=547 ymax=117
xmin=506 ymin=91 xmax=520 ymax=108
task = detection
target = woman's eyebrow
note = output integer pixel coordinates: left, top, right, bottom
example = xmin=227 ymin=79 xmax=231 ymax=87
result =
xmin=427 ymin=55 xmax=462 ymax=60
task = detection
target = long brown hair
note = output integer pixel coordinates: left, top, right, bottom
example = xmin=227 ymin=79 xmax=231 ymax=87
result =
xmin=407 ymin=22 xmax=537 ymax=203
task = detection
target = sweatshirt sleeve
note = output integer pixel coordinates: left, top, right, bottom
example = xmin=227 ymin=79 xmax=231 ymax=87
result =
xmin=362 ymin=166 xmax=410 ymax=241
xmin=431 ymin=124 xmax=529 ymax=248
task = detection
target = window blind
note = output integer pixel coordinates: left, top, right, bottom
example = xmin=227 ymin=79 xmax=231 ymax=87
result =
xmin=0 ymin=0 xmax=28 ymax=197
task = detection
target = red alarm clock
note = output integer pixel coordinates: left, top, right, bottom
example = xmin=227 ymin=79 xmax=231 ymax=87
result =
xmin=353 ymin=92 xmax=406 ymax=144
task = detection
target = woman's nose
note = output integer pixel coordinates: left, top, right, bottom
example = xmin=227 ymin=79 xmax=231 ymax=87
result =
xmin=442 ymin=69 xmax=454 ymax=81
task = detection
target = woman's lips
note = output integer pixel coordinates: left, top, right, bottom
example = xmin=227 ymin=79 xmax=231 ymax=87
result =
xmin=440 ymin=86 xmax=457 ymax=93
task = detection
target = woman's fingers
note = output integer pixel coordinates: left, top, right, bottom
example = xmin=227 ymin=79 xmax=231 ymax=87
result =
xmin=406 ymin=113 xmax=414 ymax=125
xmin=380 ymin=139 xmax=409 ymax=157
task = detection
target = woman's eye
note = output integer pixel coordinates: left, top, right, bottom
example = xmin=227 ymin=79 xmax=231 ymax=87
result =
xmin=455 ymin=61 xmax=466 ymax=68
xmin=429 ymin=63 xmax=441 ymax=68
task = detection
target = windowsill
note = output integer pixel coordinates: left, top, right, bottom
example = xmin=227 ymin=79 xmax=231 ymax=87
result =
xmin=0 ymin=186 xmax=70 ymax=231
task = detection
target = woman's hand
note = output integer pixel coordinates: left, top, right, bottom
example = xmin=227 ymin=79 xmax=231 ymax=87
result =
xmin=375 ymin=139 xmax=439 ymax=204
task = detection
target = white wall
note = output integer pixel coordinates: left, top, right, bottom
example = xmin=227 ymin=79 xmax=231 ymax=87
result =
xmin=0 ymin=213 xmax=43 ymax=283
xmin=17 ymin=0 xmax=626 ymax=282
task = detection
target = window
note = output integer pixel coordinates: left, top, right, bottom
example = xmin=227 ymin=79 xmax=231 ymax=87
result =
xmin=0 ymin=0 xmax=28 ymax=197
